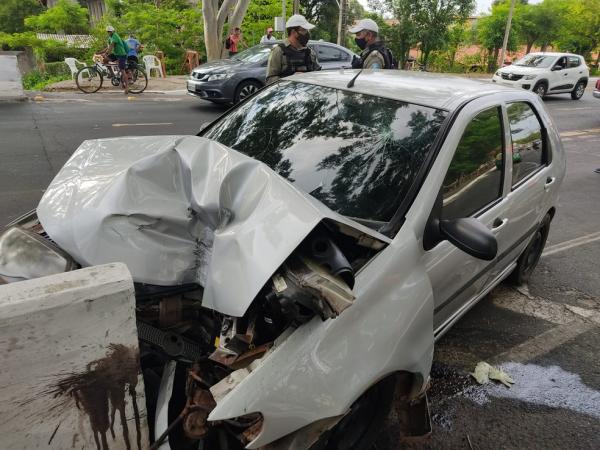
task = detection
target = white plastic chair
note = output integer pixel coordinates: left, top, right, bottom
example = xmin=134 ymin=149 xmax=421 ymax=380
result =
xmin=143 ymin=55 xmax=164 ymax=78
xmin=64 ymin=57 xmax=88 ymax=79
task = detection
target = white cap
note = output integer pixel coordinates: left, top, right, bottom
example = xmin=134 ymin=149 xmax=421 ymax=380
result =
xmin=285 ymin=14 xmax=316 ymax=30
xmin=348 ymin=18 xmax=379 ymax=34
xmin=106 ymin=25 xmax=115 ymax=32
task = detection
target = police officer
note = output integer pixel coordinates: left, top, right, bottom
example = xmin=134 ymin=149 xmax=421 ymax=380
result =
xmin=349 ymin=19 xmax=394 ymax=69
xmin=266 ymin=15 xmax=321 ymax=85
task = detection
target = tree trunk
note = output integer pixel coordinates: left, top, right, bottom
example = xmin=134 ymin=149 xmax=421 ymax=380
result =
xmin=202 ymin=0 xmax=249 ymax=61
xmin=526 ymin=40 xmax=533 ymax=54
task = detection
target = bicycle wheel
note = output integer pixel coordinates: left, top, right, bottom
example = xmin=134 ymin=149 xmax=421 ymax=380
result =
xmin=128 ymin=65 xmax=148 ymax=94
xmin=75 ymin=66 xmax=103 ymax=93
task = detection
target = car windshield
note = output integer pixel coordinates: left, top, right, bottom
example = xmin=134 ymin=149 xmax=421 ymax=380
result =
xmin=231 ymin=45 xmax=273 ymax=63
xmin=513 ymin=54 xmax=554 ymax=68
xmin=203 ymin=81 xmax=447 ymax=225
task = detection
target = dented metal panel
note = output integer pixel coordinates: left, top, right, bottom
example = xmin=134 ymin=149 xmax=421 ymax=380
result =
xmin=37 ymin=136 xmax=389 ymax=317
xmin=0 ymin=263 xmax=148 ymax=449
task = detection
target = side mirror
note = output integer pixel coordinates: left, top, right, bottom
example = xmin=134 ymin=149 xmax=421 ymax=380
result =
xmin=552 ymin=65 xmax=563 ymax=71
xmin=423 ymin=190 xmax=497 ymax=261
xmin=439 ymin=218 xmax=497 ymax=261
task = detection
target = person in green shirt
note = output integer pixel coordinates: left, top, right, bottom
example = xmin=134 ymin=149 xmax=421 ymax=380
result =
xmin=100 ymin=25 xmax=130 ymax=94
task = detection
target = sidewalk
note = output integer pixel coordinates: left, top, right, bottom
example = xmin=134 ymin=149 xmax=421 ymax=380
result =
xmin=44 ymin=75 xmax=188 ymax=93
xmin=0 ymin=55 xmax=26 ymax=102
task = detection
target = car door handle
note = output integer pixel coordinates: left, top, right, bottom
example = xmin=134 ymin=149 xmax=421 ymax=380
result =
xmin=492 ymin=218 xmax=508 ymax=233
xmin=545 ymin=176 xmax=556 ymax=190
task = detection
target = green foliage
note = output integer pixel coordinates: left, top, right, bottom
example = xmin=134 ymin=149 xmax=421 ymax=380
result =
xmin=0 ymin=31 xmax=86 ymax=62
xmin=25 ymin=0 xmax=90 ymax=34
xmin=241 ymin=0 xmax=292 ymax=46
xmin=95 ymin=1 xmax=204 ymax=74
xmin=44 ymin=61 xmax=72 ymax=77
xmin=22 ymin=69 xmax=70 ymax=91
xmin=551 ymin=0 xmax=600 ymax=57
xmin=0 ymin=0 xmax=43 ymax=34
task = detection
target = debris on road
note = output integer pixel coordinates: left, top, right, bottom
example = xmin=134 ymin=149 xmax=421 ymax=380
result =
xmin=471 ymin=362 xmax=515 ymax=388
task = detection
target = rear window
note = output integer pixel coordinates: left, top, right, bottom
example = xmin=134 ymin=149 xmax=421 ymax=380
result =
xmin=203 ymin=81 xmax=447 ymax=225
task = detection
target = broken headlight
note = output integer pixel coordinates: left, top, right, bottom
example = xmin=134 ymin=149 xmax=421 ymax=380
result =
xmin=0 ymin=227 xmax=76 ymax=282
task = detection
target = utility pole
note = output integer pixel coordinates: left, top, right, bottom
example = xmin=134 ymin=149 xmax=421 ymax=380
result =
xmin=499 ymin=0 xmax=516 ymax=68
xmin=282 ymin=0 xmax=286 ymax=27
xmin=337 ymin=0 xmax=346 ymax=46
xmin=293 ymin=0 xmax=299 ymax=15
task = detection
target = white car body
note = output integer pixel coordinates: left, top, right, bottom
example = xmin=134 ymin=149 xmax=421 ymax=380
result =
xmin=0 ymin=71 xmax=566 ymax=449
xmin=492 ymin=52 xmax=589 ymax=99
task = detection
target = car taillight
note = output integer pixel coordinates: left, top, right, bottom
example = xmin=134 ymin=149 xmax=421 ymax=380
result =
xmin=596 ymin=79 xmax=600 ymax=90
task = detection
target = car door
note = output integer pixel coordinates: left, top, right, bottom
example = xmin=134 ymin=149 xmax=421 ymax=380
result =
xmin=314 ymin=44 xmax=352 ymax=70
xmin=486 ymin=98 xmax=554 ymax=282
xmin=549 ymin=56 xmax=570 ymax=92
xmin=422 ymin=101 xmax=509 ymax=335
xmin=566 ymin=55 xmax=585 ymax=87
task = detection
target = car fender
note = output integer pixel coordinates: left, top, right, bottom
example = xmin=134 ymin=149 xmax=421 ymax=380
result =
xmin=208 ymin=229 xmax=434 ymax=448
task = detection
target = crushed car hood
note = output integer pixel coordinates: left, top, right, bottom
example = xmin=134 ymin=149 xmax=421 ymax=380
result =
xmin=37 ymin=136 xmax=388 ymax=317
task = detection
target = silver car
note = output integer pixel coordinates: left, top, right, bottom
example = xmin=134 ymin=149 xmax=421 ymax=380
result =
xmin=186 ymin=41 xmax=356 ymax=104
xmin=0 ymin=71 xmax=565 ymax=449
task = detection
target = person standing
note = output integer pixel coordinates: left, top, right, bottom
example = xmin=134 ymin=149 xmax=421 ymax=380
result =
xmin=260 ymin=27 xmax=276 ymax=43
xmin=125 ymin=33 xmax=141 ymax=64
xmin=100 ymin=25 xmax=129 ymax=94
xmin=348 ymin=19 xmax=394 ymax=69
xmin=226 ymin=27 xmax=247 ymax=57
xmin=266 ymin=14 xmax=320 ymax=85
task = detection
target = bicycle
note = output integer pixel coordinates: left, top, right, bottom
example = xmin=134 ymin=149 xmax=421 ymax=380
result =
xmin=75 ymin=55 xmax=148 ymax=94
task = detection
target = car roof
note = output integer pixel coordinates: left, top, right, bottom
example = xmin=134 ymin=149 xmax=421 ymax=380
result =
xmin=289 ymin=69 xmax=521 ymax=111
xmin=525 ymin=52 xmax=582 ymax=57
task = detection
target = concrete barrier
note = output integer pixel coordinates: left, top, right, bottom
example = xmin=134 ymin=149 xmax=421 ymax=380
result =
xmin=0 ymin=263 xmax=149 ymax=449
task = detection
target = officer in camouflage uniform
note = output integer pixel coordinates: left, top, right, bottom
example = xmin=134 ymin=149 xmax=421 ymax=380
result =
xmin=349 ymin=19 xmax=394 ymax=70
xmin=266 ymin=15 xmax=321 ymax=85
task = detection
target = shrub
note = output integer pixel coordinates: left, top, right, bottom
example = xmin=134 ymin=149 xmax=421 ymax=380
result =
xmin=22 ymin=69 xmax=70 ymax=91
xmin=44 ymin=61 xmax=71 ymax=77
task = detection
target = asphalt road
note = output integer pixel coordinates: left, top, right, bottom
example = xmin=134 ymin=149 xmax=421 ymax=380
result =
xmin=1 ymin=86 xmax=599 ymax=449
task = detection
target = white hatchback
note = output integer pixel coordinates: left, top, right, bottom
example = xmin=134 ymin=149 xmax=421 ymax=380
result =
xmin=492 ymin=52 xmax=589 ymax=99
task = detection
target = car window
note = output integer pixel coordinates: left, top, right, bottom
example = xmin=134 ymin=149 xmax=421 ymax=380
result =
xmin=316 ymin=45 xmax=349 ymax=62
xmin=507 ymin=102 xmax=545 ymax=187
xmin=203 ymin=81 xmax=447 ymax=226
xmin=555 ymin=57 xmax=567 ymax=69
xmin=513 ymin=54 xmax=554 ymax=68
xmin=567 ymin=56 xmax=581 ymax=68
xmin=231 ymin=45 xmax=272 ymax=63
xmin=442 ymin=107 xmax=504 ymax=220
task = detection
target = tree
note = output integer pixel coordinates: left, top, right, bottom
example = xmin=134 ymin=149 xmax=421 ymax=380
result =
xmin=518 ymin=2 xmax=561 ymax=53
xmin=551 ymin=0 xmax=600 ymax=58
xmin=412 ymin=0 xmax=475 ymax=65
xmin=202 ymin=0 xmax=252 ymax=60
xmin=25 ymin=0 xmax=90 ymax=34
xmin=0 ymin=0 xmax=42 ymax=34
xmin=477 ymin=0 xmax=520 ymax=70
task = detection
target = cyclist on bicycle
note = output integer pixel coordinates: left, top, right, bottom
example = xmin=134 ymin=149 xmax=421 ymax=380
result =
xmin=99 ymin=25 xmax=129 ymax=94
xmin=125 ymin=34 xmax=142 ymax=65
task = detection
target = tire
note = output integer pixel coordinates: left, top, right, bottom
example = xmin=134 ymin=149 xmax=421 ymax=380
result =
xmin=509 ymin=213 xmax=552 ymax=285
xmin=75 ymin=66 xmax=103 ymax=93
xmin=571 ymin=81 xmax=586 ymax=100
xmin=309 ymin=377 xmax=396 ymax=450
xmin=128 ymin=65 xmax=148 ymax=94
xmin=533 ymin=82 xmax=547 ymax=98
xmin=234 ymin=80 xmax=262 ymax=104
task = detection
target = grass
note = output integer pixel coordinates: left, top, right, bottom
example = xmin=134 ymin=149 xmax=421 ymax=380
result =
xmin=22 ymin=70 xmax=71 ymax=91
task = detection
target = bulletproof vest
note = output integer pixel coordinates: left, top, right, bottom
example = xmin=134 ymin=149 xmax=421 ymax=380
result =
xmin=360 ymin=42 xmax=395 ymax=69
xmin=279 ymin=44 xmax=315 ymax=77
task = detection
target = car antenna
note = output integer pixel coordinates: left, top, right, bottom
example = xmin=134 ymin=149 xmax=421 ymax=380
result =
xmin=347 ymin=69 xmax=363 ymax=88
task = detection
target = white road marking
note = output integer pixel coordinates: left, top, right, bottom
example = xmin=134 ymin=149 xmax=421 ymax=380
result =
xmin=112 ymin=122 xmax=174 ymax=127
xmin=542 ymin=231 xmax=600 ymax=257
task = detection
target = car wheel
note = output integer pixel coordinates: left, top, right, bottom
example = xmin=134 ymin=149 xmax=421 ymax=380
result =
xmin=234 ymin=80 xmax=262 ymax=103
xmin=571 ymin=81 xmax=586 ymax=100
xmin=533 ymin=82 xmax=547 ymax=98
xmin=309 ymin=377 xmax=396 ymax=450
xmin=509 ymin=213 xmax=552 ymax=285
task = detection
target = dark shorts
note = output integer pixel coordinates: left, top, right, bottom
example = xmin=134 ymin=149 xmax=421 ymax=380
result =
xmin=108 ymin=54 xmax=127 ymax=70
xmin=127 ymin=55 xmax=138 ymax=64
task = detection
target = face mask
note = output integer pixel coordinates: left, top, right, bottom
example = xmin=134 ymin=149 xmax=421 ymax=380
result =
xmin=297 ymin=31 xmax=310 ymax=46
xmin=355 ymin=37 xmax=367 ymax=50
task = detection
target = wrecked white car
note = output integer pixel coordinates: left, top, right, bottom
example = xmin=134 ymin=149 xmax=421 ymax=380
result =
xmin=0 ymin=71 xmax=565 ymax=449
